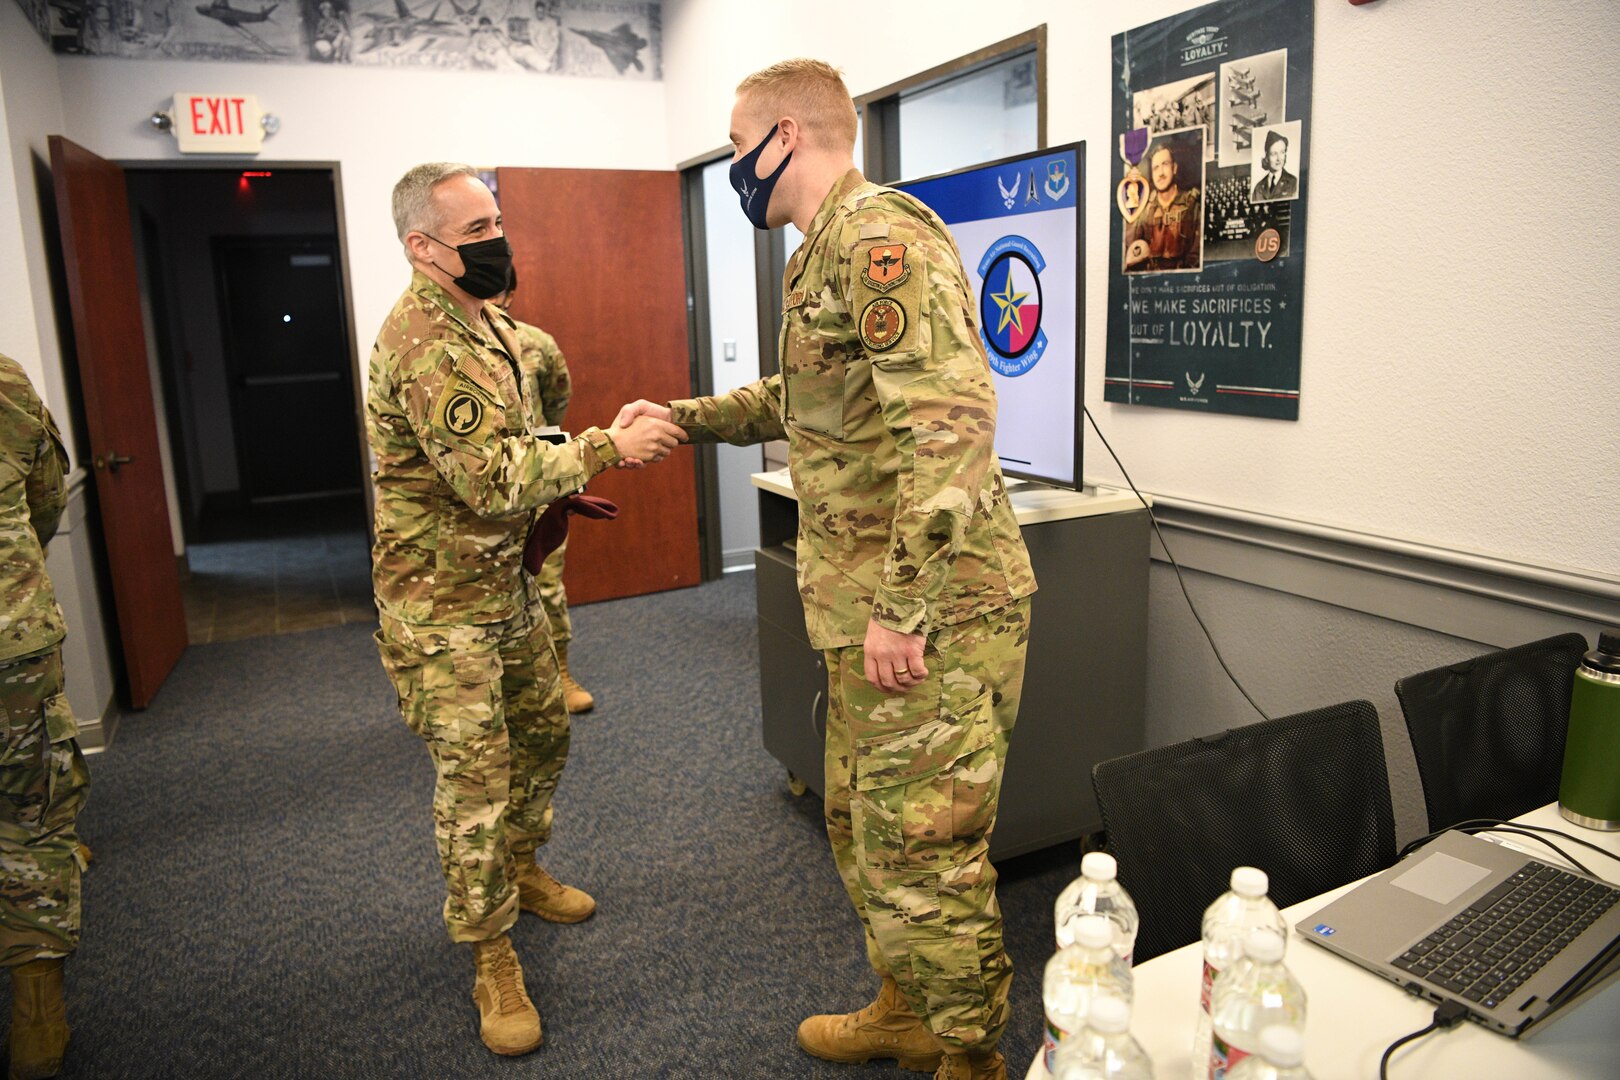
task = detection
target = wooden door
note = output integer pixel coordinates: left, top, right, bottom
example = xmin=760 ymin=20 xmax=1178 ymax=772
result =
xmin=496 ymin=167 xmax=701 ymax=604
xmin=50 ymin=136 xmax=187 ymax=707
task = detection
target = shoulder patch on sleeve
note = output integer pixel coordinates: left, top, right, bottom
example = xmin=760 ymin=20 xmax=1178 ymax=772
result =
xmin=860 ymin=243 xmax=910 ymax=293
xmin=858 ymin=221 xmax=891 ymax=240
xmin=858 ymin=297 xmax=907 ymax=352
xmin=434 ymin=379 xmax=501 ymax=440
xmin=453 ymin=354 xmax=501 ymax=402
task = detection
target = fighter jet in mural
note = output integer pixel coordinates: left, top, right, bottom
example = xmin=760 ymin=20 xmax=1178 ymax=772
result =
xmin=195 ymin=0 xmax=283 ymax=53
xmin=357 ymin=0 xmax=468 ymax=53
xmin=569 ymin=22 xmax=647 ymax=75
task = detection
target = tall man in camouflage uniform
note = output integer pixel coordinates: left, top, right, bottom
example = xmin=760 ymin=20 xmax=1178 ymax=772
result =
xmin=0 ymin=353 xmax=89 ymax=1080
xmin=489 ymin=273 xmax=596 ymax=714
xmin=368 ymin=163 xmax=683 ymax=1057
xmin=617 ymin=61 xmax=1036 ymax=1080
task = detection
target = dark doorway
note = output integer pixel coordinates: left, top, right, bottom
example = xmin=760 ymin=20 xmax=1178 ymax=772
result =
xmin=125 ymin=166 xmax=372 ymax=644
xmin=215 ymin=236 xmax=361 ymax=502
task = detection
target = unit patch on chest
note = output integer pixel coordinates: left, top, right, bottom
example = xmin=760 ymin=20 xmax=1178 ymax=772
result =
xmin=858 ymin=297 xmax=907 ymax=352
xmin=861 ymin=244 xmax=910 ymax=292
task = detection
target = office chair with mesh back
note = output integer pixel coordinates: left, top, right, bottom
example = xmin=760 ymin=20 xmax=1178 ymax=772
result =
xmin=1090 ymin=700 xmax=1397 ymax=964
xmin=1394 ymin=632 xmax=1587 ymax=834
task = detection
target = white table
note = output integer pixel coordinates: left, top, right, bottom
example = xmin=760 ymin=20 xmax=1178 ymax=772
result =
xmin=1027 ymin=804 xmax=1620 ymax=1079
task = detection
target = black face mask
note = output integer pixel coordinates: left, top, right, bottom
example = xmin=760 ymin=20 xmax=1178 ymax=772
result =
xmin=730 ymin=124 xmax=792 ymax=230
xmin=425 ymin=233 xmax=513 ymax=300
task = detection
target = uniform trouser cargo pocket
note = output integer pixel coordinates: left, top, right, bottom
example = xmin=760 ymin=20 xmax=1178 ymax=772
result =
xmin=0 ymin=647 xmax=88 ymax=964
xmin=853 ymin=694 xmax=994 ymax=873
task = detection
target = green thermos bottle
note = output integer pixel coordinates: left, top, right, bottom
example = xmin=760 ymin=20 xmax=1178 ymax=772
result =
xmin=1558 ymin=630 xmax=1620 ymax=831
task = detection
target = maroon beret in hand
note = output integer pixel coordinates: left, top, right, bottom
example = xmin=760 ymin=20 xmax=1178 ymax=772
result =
xmin=524 ymin=494 xmax=620 ymax=573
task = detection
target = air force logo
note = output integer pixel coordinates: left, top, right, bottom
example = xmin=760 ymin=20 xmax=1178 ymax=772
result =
xmin=997 ymin=172 xmax=1019 ymax=210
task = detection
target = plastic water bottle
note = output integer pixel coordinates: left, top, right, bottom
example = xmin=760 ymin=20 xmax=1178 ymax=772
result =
xmin=1051 ymin=994 xmax=1154 ymax=1080
xmin=1043 ymin=915 xmax=1134 ymax=1072
xmin=1191 ymin=867 xmax=1285 ymax=1080
xmin=1225 ymin=1025 xmax=1312 ymax=1080
xmin=1209 ymin=929 xmax=1306 ymax=1080
xmin=1055 ymin=852 xmax=1141 ymax=964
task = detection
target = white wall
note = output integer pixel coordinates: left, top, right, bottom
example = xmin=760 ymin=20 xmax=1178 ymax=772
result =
xmin=1 ymin=1 xmax=74 ymax=448
xmin=54 ymin=54 xmax=671 ymax=380
xmin=663 ymin=0 xmax=1620 ymax=582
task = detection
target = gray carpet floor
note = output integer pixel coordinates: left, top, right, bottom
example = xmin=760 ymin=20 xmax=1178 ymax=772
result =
xmin=28 ymin=572 xmax=1076 ymax=1078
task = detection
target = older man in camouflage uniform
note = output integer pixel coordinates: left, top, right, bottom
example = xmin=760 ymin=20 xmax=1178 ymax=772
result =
xmin=368 ymin=163 xmax=681 ymax=1056
xmin=489 ymin=273 xmax=595 ymax=714
xmin=619 ymin=61 xmax=1035 ymax=1080
xmin=0 ymin=353 xmax=88 ymax=1080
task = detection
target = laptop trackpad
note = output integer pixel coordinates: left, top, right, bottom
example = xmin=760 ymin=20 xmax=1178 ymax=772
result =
xmin=1392 ymin=852 xmax=1492 ymax=904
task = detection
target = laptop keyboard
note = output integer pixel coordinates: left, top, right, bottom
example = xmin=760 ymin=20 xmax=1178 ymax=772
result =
xmin=1391 ymin=861 xmax=1620 ymax=1009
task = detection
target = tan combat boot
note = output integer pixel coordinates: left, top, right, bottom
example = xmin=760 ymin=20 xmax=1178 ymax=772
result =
xmin=796 ymin=975 xmax=944 ymax=1072
xmin=9 ymin=958 xmax=69 ymax=1080
xmin=514 ymin=860 xmax=596 ymax=923
xmin=470 ymin=935 xmax=542 ymax=1056
xmin=557 ymin=642 xmax=594 ymax=713
xmin=935 ymin=1048 xmax=1006 ymax=1080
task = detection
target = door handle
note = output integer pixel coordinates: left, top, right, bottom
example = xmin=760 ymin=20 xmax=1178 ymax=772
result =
xmin=94 ymin=452 xmax=134 ymax=473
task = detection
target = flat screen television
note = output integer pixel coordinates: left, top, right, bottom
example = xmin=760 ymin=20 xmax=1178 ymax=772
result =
xmin=897 ymin=142 xmax=1084 ymax=490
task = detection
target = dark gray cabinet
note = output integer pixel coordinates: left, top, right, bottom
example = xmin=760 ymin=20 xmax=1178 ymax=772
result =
xmin=752 ymin=474 xmax=1150 ymax=859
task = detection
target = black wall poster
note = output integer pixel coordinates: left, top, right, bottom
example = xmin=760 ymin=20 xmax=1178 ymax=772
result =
xmin=1105 ymin=0 xmax=1314 ymax=419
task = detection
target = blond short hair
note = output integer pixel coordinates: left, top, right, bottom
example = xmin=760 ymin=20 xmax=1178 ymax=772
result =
xmin=737 ymin=59 xmax=858 ymax=152
xmin=391 ymin=162 xmax=478 ymax=260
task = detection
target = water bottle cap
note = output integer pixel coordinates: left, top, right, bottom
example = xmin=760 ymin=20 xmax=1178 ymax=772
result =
xmin=1085 ymin=994 xmax=1131 ymax=1035
xmin=1588 ymin=630 xmax=1620 ymax=674
xmin=1243 ymin=927 xmax=1286 ymax=962
xmin=1257 ymin=1024 xmax=1304 ymax=1067
xmin=1231 ymin=866 xmax=1269 ymax=897
xmin=1081 ymin=851 xmax=1118 ymax=881
xmin=1074 ymin=914 xmax=1113 ymax=950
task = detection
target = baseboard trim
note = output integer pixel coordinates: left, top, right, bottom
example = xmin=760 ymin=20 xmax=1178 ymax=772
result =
xmin=1125 ymin=490 xmax=1620 ymax=647
xmin=78 ymin=694 xmax=120 ymax=754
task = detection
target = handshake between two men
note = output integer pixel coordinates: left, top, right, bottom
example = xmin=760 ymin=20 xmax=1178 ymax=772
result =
xmin=523 ymin=399 xmax=686 ymax=571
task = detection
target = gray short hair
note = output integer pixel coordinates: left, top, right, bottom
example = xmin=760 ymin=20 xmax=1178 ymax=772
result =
xmin=391 ymin=162 xmax=477 ymax=259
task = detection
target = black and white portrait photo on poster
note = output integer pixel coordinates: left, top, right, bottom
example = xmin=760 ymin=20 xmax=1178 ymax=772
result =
xmin=1217 ymin=49 xmax=1286 ymax=165
xmin=1132 ymin=72 xmax=1217 ymax=161
xmin=1124 ymin=127 xmax=1205 ymax=276
xmin=1106 ymin=0 xmax=1313 ymax=421
xmin=1249 ymin=120 xmax=1302 ymax=203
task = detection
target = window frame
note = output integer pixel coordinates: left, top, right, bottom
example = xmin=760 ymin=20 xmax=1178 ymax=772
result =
xmin=853 ymin=26 xmax=1048 ymax=184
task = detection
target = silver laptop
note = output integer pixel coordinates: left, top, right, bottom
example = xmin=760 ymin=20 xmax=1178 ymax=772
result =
xmin=1297 ymin=830 xmax=1620 ymax=1036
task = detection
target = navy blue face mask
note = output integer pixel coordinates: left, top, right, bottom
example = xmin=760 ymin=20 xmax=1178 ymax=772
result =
xmin=730 ymin=124 xmax=792 ymax=230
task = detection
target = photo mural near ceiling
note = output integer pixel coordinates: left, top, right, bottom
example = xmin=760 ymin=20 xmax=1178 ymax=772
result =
xmin=11 ymin=0 xmax=662 ymax=78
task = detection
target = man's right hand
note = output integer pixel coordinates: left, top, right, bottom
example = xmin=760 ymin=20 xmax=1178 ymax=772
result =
xmin=605 ymin=413 xmax=684 ymax=466
xmin=614 ymin=399 xmax=673 ymax=428
xmin=609 ymin=401 xmax=679 ymax=467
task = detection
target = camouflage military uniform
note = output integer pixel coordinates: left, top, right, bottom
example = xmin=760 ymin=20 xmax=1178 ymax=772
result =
xmin=669 ymin=170 xmax=1037 ymax=1053
xmin=367 ymin=272 xmax=619 ymax=943
xmin=505 ymin=315 xmax=575 ymax=646
xmin=0 ymin=354 xmax=88 ymax=969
